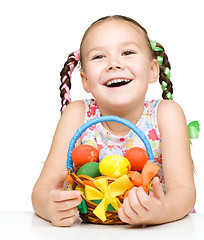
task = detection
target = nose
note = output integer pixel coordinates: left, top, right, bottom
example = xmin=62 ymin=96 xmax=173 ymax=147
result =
xmin=106 ymin=58 xmax=124 ymax=71
xmin=108 ymin=65 xmax=122 ymax=71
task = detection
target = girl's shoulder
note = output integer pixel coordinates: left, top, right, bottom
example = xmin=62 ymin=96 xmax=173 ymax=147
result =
xmin=157 ymin=100 xmax=184 ymax=116
xmin=60 ymin=100 xmax=86 ymax=131
xmin=62 ymin=100 xmax=85 ymax=116
xmin=157 ymin=100 xmax=187 ymax=134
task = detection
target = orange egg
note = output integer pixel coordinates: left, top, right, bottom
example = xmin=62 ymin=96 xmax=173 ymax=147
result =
xmin=124 ymin=147 xmax=149 ymax=171
xmin=71 ymin=145 xmax=99 ymax=167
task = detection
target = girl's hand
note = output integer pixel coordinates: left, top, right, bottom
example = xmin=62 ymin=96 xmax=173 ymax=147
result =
xmin=118 ymin=177 xmax=166 ymax=225
xmin=46 ymin=171 xmax=82 ymax=227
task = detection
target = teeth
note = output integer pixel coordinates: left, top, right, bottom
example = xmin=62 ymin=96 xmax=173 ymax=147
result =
xmin=106 ymin=78 xmax=130 ymax=86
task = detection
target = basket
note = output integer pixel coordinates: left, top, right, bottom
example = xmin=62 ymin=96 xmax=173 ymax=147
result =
xmin=66 ymin=115 xmax=154 ymax=224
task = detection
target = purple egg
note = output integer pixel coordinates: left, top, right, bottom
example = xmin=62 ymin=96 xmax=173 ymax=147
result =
xmin=99 ymin=145 xmax=123 ymax=162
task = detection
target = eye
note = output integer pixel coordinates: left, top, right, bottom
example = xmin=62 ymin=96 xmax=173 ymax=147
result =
xmin=122 ymin=50 xmax=135 ymax=56
xmin=92 ymin=54 xmax=105 ymax=60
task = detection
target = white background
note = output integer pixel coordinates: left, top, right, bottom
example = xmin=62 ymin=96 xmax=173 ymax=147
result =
xmin=0 ymin=0 xmax=203 ymax=213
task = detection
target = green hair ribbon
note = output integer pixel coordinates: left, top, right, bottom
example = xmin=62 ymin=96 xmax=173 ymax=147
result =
xmin=166 ymin=92 xmax=173 ymax=100
xmin=164 ymin=67 xmax=171 ymax=79
xmin=150 ymin=40 xmax=172 ymax=99
xmin=157 ymin=56 xmax=163 ymax=66
xmin=150 ymin=40 xmax=163 ymax=52
xmin=161 ymin=81 xmax=173 ymax=100
xmin=151 ymin=40 xmax=200 ymax=143
xmin=161 ymin=81 xmax=168 ymax=91
xmin=188 ymin=121 xmax=200 ymax=144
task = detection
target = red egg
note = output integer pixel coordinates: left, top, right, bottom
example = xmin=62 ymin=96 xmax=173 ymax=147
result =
xmin=124 ymin=147 xmax=149 ymax=171
xmin=71 ymin=145 xmax=99 ymax=167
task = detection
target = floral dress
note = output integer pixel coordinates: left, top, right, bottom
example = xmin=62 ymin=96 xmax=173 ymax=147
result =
xmin=81 ymin=98 xmax=165 ymax=193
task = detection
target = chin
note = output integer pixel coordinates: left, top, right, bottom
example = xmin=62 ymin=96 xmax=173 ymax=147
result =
xmin=106 ymin=97 xmax=135 ymax=111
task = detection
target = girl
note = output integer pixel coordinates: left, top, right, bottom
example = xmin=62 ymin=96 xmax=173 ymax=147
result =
xmin=32 ymin=15 xmax=196 ymax=227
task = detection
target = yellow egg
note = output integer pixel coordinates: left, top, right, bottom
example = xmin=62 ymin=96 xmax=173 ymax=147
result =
xmin=99 ymin=155 xmax=131 ymax=178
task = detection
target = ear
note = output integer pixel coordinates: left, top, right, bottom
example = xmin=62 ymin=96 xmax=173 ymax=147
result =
xmin=149 ymin=59 xmax=159 ymax=83
xmin=80 ymin=71 xmax=90 ymax=93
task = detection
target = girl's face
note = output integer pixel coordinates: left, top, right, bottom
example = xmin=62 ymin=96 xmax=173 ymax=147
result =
xmin=81 ymin=20 xmax=158 ymax=112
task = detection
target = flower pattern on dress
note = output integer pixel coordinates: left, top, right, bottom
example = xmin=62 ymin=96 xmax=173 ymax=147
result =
xmin=148 ymin=129 xmax=159 ymax=141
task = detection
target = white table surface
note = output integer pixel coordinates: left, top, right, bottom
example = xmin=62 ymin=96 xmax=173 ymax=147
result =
xmin=0 ymin=212 xmax=203 ymax=240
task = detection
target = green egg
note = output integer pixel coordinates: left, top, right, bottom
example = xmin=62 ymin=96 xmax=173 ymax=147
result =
xmin=76 ymin=162 xmax=101 ymax=178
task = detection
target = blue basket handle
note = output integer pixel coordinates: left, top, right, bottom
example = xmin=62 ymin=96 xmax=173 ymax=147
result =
xmin=67 ymin=115 xmax=154 ymax=171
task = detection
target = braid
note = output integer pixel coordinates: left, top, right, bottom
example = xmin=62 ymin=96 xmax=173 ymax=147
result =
xmin=150 ymin=41 xmax=173 ymax=100
xmin=59 ymin=50 xmax=80 ymax=114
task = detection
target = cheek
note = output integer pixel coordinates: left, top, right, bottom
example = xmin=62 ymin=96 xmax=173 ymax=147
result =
xmin=85 ymin=64 xmax=103 ymax=84
xmin=86 ymin=72 xmax=97 ymax=87
xmin=131 ymin=60 xmax=151 ymax=80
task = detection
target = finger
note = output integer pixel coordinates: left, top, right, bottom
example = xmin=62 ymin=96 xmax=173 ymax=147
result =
xmin=60 ymin=215 xmax=76 ymax=227
xmin=128 ymin=187 xmax=147 ymax=216
xmin=54 ymin=207 xmax=78 ymax=221
xmin=59 ymin=207 xmax=78 ymax=217
xmin=60 ymin=215 xmax=77 ymax=227
xmin=51 ymin=190 xmax=81 ymax=202
xmin=55 ymin=171 xmax=68 ymax=190
xmin=136 ymin=187 xmax=151 ymax=210
xmin=152 ymin=177 xmax=164 ymax=200
xmin=122 ymin=195 xmax=138 ymax=220
xmin=52 ymin=214 xmax=76 ymax=227
xmin=57 ymin=197 xmax=82 ymax=211
xmin=118 ymin=204 xmax=133 ymax=224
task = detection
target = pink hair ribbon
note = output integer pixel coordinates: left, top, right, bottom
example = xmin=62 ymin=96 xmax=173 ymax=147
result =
xmin=61 ymin=50 xmax=80 ymax=113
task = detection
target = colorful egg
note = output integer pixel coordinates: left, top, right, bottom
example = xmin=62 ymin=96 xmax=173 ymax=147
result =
xmin=99 ymin=155 xmax=131 ymax=178
xmin=124 ymin=147 xmax=149 ymax=171
xmin=72 ymin=145 xmax=99 ymax=167
xmin=76 ymin=162 xmax=101 ymax=178
xmin=99 ymin=145 xmax=123 ymax=162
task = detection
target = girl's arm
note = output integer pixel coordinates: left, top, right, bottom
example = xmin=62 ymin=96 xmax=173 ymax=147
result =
xmin=157 ymin=100 xmax=196 ymax=221
xmin=119 ymin=100 xmax=196 ymax=225
xmin=32 ymin=100 xmax=85 ymax=226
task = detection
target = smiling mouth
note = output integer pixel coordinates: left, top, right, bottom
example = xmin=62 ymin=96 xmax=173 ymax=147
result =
xmin=105 ymin=78 xmax=133 ymax=88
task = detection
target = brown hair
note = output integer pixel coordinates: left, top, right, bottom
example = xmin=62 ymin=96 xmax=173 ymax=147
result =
xmin=60 ymin=15 xmax=173 ymax=113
